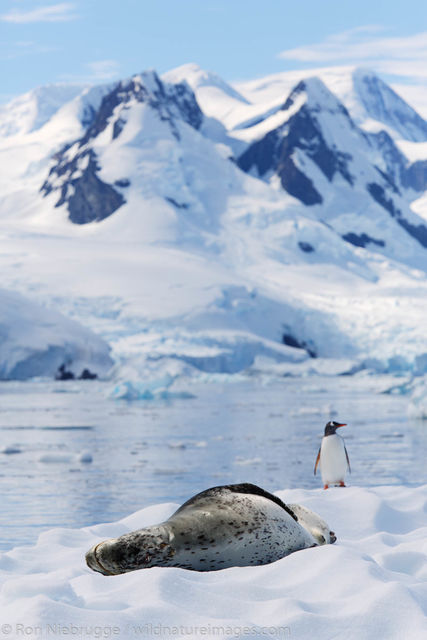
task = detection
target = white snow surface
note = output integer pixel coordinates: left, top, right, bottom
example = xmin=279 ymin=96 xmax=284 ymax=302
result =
xmin=0 ymin=484 xmax=426 ymax=638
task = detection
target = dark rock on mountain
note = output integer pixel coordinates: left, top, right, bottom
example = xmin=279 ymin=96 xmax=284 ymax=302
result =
xmin=165 ymin=197 xmax=190 ymax=209
xmin=368 ymin=130 xmax=427 ymax=193
xmin=368 ymin=130 xmax=406 ymax=191
xmin=237 ymin=80 xmax=354 ymax=206
xmin=114 ymin=178 xmax=131 ymax=188
xmin=367 ymin=183 xmax=402 ymax=218
xmin=234 ymin=73 xmax=427 ymax=257
xmin=298 ymin=241 xmax=315 ymax=253
xmin=55 ymin=363 xmax=75 ymax=380
xmin=367 ymin=182 xmax=427 ymax=248
xmin=282 ymin=332 xmax=316 ymax=358
xmin=402 ymin=160 xmax=427 ymax=192
xmin=279 ymin=154 xmax=323 ymax=205
xmin=79 ymin=368 xmax=98 ymax=380
xmin=41 ymin=149 xmax=125 ymax=224
xmin=55 ymin=364 xmax=98 ymax=380
xmin=342 ymin=232 xmax=385 ymax=248
xmin=41 ymin=71 xmax=204 ymax=224
xmin=80 ymin=70 xmax=203 ymax=145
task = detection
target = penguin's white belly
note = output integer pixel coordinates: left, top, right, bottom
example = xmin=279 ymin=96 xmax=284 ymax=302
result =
xmin=320 ymin=435 xmax=347 ymax=484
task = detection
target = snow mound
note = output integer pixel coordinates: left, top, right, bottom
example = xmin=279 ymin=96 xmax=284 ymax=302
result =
xmin=0 ymin=288 xmax=113 ymax=380
xmin=0 ymin=485 xmax=426 ymax=638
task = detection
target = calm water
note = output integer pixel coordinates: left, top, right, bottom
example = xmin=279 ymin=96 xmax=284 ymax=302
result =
xmin=0 ymin=375 xmax=426 ymax=550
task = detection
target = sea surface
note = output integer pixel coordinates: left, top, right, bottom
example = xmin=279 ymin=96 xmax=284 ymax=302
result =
xmin=0 ymin=374 xmax=426 ymax=550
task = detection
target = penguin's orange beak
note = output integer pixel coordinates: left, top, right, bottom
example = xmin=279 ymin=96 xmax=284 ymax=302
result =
xmin=336 ymin=423 xmax=347 ymax=428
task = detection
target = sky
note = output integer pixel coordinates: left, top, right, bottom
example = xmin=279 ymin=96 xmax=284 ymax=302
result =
xmin=1 ymin=0 xmax=427 ymax=106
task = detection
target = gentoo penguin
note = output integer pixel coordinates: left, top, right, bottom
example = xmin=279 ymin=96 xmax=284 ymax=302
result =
xmin=85 ymin=483 xmax=336 ymax=574
xmin=314 ymin=421 xmax=351 ymax=489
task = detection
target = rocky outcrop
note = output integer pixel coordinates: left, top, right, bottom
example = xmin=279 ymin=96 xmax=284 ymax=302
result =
xmin=41 ymin=149 xmax=125 ymax=224
xmin=342 ymin=232 xmax=385 ymax=248
xmin=367 ymin=182 xmax=427 ymax=248
xmin=402 ymin=160 xmax=427 ymax=192
xmin=80 ymin=71 xmax=203 ymax=145
xmin=237 ymin=80 xmax=354 ymax=206
xmin=41 ymin=71 xmax=203 ymax=224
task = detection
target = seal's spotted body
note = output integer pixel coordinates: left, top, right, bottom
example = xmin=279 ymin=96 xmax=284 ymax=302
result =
xmin=86 ymin=483 xmax=335 ymax=575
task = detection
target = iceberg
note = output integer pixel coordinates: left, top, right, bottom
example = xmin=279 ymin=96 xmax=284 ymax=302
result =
xmin=0 ymin=288 xmax=112 ymax=380
xmin=408 ymin=376 xmax=427 ymax=419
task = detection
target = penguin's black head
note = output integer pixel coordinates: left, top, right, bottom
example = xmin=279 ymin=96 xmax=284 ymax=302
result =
xmin=324 ymin=421 xmax=347 ymax=436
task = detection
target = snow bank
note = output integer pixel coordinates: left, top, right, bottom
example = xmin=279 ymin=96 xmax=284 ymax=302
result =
xmin=0 ymin=288 xmax=113 ymax=380
xmin=0 ymin=485 xmax=426 ymax=638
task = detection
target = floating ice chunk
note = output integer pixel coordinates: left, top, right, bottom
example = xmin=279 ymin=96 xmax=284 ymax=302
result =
xmin=407 ymin=376 xmax=427 ymax=419
xmin=0 ymin=445 xmax=22 ymax=455
xmin=109 ymin=373 xmax=194 ymax=401
xmin=38 ymin=450 xmax=93 ymax=464
xmin=109 ymin=373 xmax=174 ymax=400
xmin=77 ymin=450 xmax=93 ymax=464
xmin=168 ymin=441 xmax=187 ymax=449
xmin=290 ymin=405 xmax=336 ymax=417
xmin=379 ymin=377 xmax=414 ymax=395
xmin=234 ymin=456 xmax=262 ymax=466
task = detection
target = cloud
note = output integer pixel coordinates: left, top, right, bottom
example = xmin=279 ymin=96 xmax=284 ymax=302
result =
xmin=86 ymin=60 xmax=121 ymax=81
xmin=278 ymin=27 xmax=427 ymax=81
xmin=59 ymin=60 xmax=121 ymax=84
xmin=1 ymin=3 xmax=77 ymax=23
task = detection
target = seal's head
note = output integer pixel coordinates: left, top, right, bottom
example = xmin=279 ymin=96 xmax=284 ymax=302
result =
xmin=85 ymin=539 xmax=120 ymax=576
xmin=85 ymin=525 xmax=174 ymax=576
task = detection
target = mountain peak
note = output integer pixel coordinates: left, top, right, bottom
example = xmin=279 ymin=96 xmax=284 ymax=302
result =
xmin=351 ymin=68 xmax=427 ymax=142
xmin=283 ymin=76 xmax=350 ymax=116
xmin=0 ymin=83 xmax=88 ymax=137
xmin=164 ymin=63 xmax=249 ymax=102
xmin=163 ymin=63 xmax=251 ymax=125
xmin=39 ymin=68 xmax=208 ymax=225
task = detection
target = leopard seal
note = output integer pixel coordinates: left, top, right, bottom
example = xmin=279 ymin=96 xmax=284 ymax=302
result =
xmin=85 ymin=483 xmax=336 ymax=574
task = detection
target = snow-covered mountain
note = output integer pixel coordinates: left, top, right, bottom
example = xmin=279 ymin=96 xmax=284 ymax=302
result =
xmin=350 ymin=69 xmax=427 ymax=142
xmin=235 ymin=65 xmax=427 ymax=141
xmin=1 ymin=64 xmax=427 ymax=381
xmin=235 ymin=77 xmax=427 ymax=265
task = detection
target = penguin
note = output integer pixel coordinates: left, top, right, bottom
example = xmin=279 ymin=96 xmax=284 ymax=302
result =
xmin=314 ymin=421 xmax=351 ymax=489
